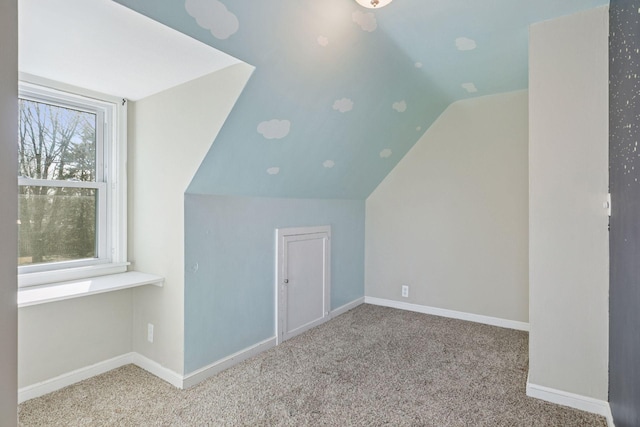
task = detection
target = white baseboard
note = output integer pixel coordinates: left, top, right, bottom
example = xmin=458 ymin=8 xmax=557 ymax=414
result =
xmin=606 ymin=405 xmax=616 ymax=427
xmin=18 ymin=352 xmax=135 ymax=403
xmin=526 ymin=381 xmax=614 ymax=426
xmin=182 ymin=337 xmax=277 ymax=389
xmin=18 ymin=297 xmax=367 ymax=402
xmin=130 ymin=352 xmax=184 ymax=389
xmin=19 ymin=352 xmax=184 ymax=403
xmin=330 ymin=297 xmax=364 ymax=319
xmin=364 ymin=296 xmax=530 ymax=331
xmin=183 ymin=296 xmax=365 ymax=388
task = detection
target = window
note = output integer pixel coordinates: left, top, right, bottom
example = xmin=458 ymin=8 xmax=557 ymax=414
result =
xmin=17 ymin=82 xmax=127 ymax=287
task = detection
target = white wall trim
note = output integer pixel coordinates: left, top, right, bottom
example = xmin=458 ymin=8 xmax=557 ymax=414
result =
xmin=18 ymin=352 xmax=185 ymax=403
xmin=17 ymin=340 xmax=615 ymax=427
xmin=526 ymin=380 xmax=614 ymax=427
xmin=19 ymin=297 xmax=366 ymax=402
xmin=364 ymin=297 xmax=529 ymax=331
xmin=130 ymin=352 xmax=184 ymax=389
xmin=330 ymin=297 xmax=364 ymax=319
xmin=18 ymin=352 xmax=135 ymax=403
xmin=605 ymin=405 xmax=616 ymax=427
xmin=184 ymin=296 xmax=364 ymax=389
xmin=182 ymin=337 xmax=277 ymax=389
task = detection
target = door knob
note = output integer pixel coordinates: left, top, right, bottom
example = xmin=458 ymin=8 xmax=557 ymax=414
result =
xmin=283 ymin=279 xmax=289 ymax=284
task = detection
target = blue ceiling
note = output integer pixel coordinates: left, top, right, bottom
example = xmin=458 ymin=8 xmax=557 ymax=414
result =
xmin=116 ymin=0 xmax=608 ymax=199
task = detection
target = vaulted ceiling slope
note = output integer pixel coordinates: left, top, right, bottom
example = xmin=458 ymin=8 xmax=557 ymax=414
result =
xmin=117 ymin=0 xmax=607 ymax=199
xmin=19 ymin=0 xmax=240 ymax=101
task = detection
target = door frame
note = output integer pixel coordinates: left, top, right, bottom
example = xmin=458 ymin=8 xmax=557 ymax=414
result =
xmin=275 ymin=225 xmax=331 ymax=344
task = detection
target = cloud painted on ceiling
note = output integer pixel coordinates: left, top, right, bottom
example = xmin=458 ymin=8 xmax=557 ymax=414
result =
xmin=455 ymin=37 xmax=477 ymax=51
xmin=323 ymin=160 xmax=336 ymax=169
xmin=392 ymin=100 xmax=407 ymax=113
xmin=317 ymin=36 xmax=329 ymax=47
xmin=116 ymin=0 xmax=608 ymax=199
xmin=184 ymin=0 xmax=238 ymax=40
xmin=257 ymin=119 xmax=291 ymax=140
xmin=380 ymin=149 xmax=393 ymax=158
xmin=462 ymin=83 xmax=478 ymax=93
xmin=333 ymin=98 xmax=354 ymax=113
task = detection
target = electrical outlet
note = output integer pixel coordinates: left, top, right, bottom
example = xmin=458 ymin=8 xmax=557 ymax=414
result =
xmin=401 ymin=285 xmax=409 ymax=298
xmin=147 ymin=323 xmax=154 ymax=343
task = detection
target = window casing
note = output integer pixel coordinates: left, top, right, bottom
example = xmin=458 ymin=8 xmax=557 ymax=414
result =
xmin=17 ymin=82 xmax=127 ymax=287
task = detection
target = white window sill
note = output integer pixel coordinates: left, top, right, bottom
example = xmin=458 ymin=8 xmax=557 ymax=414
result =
xmin=17 ymin=271 xmax=164 ymax=308
xmin=18 ymin=262 xmax=130 ymax=288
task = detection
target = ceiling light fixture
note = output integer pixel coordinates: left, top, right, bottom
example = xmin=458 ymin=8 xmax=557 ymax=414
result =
xmin=355 ymin=0 xmax=393 ymax=8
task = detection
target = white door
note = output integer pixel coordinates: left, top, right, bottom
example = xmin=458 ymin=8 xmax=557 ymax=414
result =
xmin=276 ymin=226 xmax=330 ymax=344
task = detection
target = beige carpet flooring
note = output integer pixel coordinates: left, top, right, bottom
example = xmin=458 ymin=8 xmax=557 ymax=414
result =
xmin=18 ymin=304 xmax=607 ymax=426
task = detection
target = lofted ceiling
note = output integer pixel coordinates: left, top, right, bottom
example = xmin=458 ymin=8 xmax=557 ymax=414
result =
xmin=115 ymin=0 xmax=608 ymax=199
xmin=19 ymin=0 xmax=239 ymax=100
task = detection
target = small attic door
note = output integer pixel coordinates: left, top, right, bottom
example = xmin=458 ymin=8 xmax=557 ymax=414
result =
xmin=276 ymin=226 xmax=330 ymax=344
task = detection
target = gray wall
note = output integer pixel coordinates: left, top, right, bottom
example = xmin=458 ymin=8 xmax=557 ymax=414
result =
xmin=365 ymin=91 xmax=529 ymax=323
xmin=0 ymin=0 xmax=18 ymax=424
xmin=528 ymin=6 xmax=609 ymax=400
xmin=609 ymin=1 xmax=640 ymax=425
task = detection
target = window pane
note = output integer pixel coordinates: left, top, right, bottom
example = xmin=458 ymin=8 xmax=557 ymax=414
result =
xmin=18 ymin=99 xmax=96 ymax=182
xmin=18 ymin=185 xmax=97 ymax=266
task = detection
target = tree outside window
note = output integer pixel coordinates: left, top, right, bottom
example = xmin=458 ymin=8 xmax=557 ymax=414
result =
xmin=18 ymin=99 xmax=99 ymax=266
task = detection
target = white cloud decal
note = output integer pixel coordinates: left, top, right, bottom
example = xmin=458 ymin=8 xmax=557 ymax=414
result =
xmin=266 ymin=167 xmax=280 ymax=175
xmin=456 ymin=37 xmax=477 ymax=51
xmin=352 ymin=11 xmax=377 ymax=32
xmin=462 ymin=82 xmax=478 ymax=93
xmin=392 ymin=100 xmax=407 ymax=113
xmin=317 ymin=36 xmax=329 ymax=47
xmin=185 ymin=0 xmax=239 ymax=40
xmin=323 ymin=160 xmax=335 ymax=168
xmin=416 ymin=126 xmax=422 ymax=131
xmin=379 ymin=149 xmax=392 ymax=158
xmin=333 ymin=98 xmax=354 ymax=113
xmin=415 ymin=62 xmax=423 ymax=68
xmin=257 ymin=119 xmax=291 ymax=139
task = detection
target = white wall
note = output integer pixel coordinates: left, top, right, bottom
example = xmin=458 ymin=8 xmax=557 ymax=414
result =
xmin=129 ymin=63 xmax=253 ymax=375
xmin=17 ymin=62 xmax=253 ymax=391
xmin=0 ymin=0 xmax=18 ymax=423
xmin=528 ymin=6 xmax=609 ymax=400
xmin=18 ymin=291 xmax=132 ymax=388
xmin=16 ymin=79 xmax=135 ymax=390
xmin=366 ymin=91 xmax=529 ymax=323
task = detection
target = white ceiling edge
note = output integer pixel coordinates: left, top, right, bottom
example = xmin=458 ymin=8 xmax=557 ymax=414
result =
xmin=19 ymin=0 xmax=242 ymax=101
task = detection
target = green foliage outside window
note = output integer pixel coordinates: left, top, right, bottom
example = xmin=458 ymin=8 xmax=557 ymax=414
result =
xmin=18 ymin=99 xmax=98 ymax=266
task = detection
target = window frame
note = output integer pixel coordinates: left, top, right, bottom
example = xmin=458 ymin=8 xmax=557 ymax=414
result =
xmin=17 ymin=81 xmax=128 ymax=288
